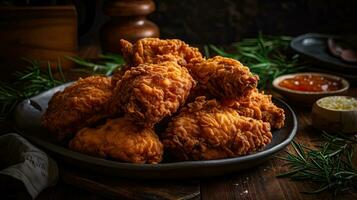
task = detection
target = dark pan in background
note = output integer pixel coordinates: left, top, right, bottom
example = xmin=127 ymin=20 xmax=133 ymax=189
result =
xmin=291 ymin=33 xmax=357 ymax=82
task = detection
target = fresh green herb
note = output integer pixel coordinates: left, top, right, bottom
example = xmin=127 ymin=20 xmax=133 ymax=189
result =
xmin=0 ymin=54 xmax=125 ymax=124
xmin=67 ymin=53 xmax=125 ymax=76
xmin=277 ymin=132 xmax=357 ymax=195
xmin=207 ymin=33 xmax=305 ymax=89
xmin=0 ymin=60 xmax=65 ymax=121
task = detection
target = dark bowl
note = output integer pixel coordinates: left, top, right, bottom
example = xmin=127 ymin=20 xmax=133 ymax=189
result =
xmin=273 ymin=72 xmax=349 ymax=105
xmin=13 ymin=83 xmax=297 ymax=179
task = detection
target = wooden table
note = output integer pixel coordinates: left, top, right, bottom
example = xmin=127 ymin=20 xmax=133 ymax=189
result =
xmin=16 ymin=46 xmax=357 ymax=200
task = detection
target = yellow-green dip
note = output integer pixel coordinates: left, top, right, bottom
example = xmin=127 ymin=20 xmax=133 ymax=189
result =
xmin=317 ymin=96 xmax=357 ymax=111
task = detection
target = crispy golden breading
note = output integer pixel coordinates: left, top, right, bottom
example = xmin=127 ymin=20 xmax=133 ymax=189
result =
xmin=222 ymin=89 xmax=285 ymax=129
xmin=111 ymin=66 xmax=129 ymax=87
xmin=162 ymin=97 xmax=272 ymax=161
xmin=120 ymin=38 xmax=203 ymax=67
xmin=69 ymin=118 xmax=163 ymax=164
xmin=186 ymin=56 xmax=259 ymax=98
xmin=109 ymin=61 xmax=196 ymax=127
xmin=42 ymin=76 xmax=112 ymax=141
xmin=186 ymin=84 xmax=212 ymax=103
xmin=42 ymin=38 xmax=287 ymax=164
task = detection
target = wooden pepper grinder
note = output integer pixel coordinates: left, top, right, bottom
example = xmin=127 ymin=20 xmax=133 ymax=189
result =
xmin=100 ymin=0 xmax=160 ymax=54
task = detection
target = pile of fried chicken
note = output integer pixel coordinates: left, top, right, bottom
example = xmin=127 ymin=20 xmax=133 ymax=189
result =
xmin=42 ymin=38 xmax=285 ymax=164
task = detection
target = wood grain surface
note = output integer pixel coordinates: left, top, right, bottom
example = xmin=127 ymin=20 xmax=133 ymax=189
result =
xmin=59 ymin=165 xmax=200 ymax=200
xmin=12 ymin=46 xmax=357 ymax=200
xmin=0 ymin=5 xmax=77 ymax=76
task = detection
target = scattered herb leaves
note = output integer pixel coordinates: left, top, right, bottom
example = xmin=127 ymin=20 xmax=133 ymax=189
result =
xmin=0 ymin=60 xmax=65 ymax=122
xmin=277 ymin=132 xmax=357 ymax=195
xmin=207 ymin=33 xmax=306 ymax=89
xmin=67 ymin=54 xmax=125 ymax=76
xmin=0 ymin=54 xmax=125 ymax=126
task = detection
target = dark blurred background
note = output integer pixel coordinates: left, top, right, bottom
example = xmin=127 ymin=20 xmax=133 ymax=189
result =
xmin=151 ymin=0 xmax=357 ymax=44
xmin=75 ymin=0 xmax=357 ymax=45
xmin=75 ymin=0 xmax=357 ymax=44
xmin=1 ymin=0 xmax=357 ymax=45
xmin=1 ymin=0 xmax=357 ymax=68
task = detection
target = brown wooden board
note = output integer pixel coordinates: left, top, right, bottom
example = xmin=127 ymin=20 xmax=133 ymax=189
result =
xmin=0 ymin=5 xmax=78 ymax=77
xmin=58 ymin=165 xmax=200 ymax=200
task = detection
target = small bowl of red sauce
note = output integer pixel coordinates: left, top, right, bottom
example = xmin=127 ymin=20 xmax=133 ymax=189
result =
xmin=273 ymin=72 xmax=349 ymax=104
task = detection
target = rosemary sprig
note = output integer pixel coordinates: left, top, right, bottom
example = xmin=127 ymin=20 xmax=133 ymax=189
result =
xmin=207 ymin=33 xmax=305 ymax=89
xmin=277 ymin=132 xmax=357 ymax=195
xmin=0 ymin=60 xmax=65 ymax=121
xmin=67 ymin=53 xmax=125 ymax=76
xmin=0 ymin=55 xmax=125 ymax=125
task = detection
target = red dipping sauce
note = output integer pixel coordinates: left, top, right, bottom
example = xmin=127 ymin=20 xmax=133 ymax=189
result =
xmin=278 ymin=74 xmax=343 ymax=92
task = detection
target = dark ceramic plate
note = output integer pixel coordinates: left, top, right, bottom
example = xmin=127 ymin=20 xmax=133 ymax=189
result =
xmin=14 ymin=83 xmax=297 ymax=179
xmin=291 ymin=33 xmax=357 ymax=72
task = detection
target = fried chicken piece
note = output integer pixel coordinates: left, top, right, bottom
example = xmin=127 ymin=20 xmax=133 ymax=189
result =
xmin=111 ymin=66 xmax=129 ymax=87
xmin=222 ymin=89 xmax=285 ymax=129
xmin=120 ymin=38 xmax=203 ymax=67
xmin=162 ymin=96 xmax=272 ymax=161
xmin=42 ymin=76 xmax=112 ymax=141
xmin=186 ymin=56 xmax=259 ymax=98
xmin=69 ymin=118 xmax=163 ymax=164
xmin=109 ymin=61 xmax=196 ymax=127
xmin=186 ymin=84 xmax=212 ymax=103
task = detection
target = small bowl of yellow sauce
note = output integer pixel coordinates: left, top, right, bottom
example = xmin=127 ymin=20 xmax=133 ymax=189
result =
xmin=312 ymin=96 xmax=357 ymax=134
